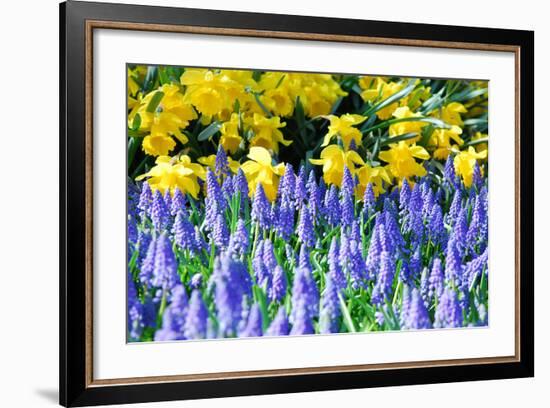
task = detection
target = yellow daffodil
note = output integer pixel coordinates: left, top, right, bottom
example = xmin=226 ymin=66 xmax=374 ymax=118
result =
xmin=355 ymin=163 xmax=392 ymax=198
xmin=258 ymin=72 xmax=346 ymax=118
xmin=129 ymin=84 xmax=197 ymax=156
xmin=454 ymin=147 xmax=488 ymax=187
xmin=378 ymin=142 xmax=430 ymax=182
xmin=128 ymin=68 xmax=140 ymax=97
xmin=198 ymin=154 xmax=240 ymax=174
xmin=389 ymin=106 xmax=427 ymax=142
xmin=219 ymin=113 xmax=243 ymax=154
xmin=429 ymin=125 xmax=464 ymax=160
xmin=245 ymin=113 xmax=291 ymax=153
xmin=309 ymin=145 xmax=365 ymax=187
xmin=301 ymin=76 xmax=347 ymax=117
xmin=321 ymin=114 xmax=367 ymax=150
xmin=240 ymin=147 xmax=285 ymax=201
xmin=359 ymin=77 xmax=405 ymax=119
xmin=434 ymin=102 xmax=467 ymax=127
xmin=471 ymin=131 xmax=488 ymax=154
xmin=262 ymin=87 xmax=295 ymax=117
xmin=135 ymin=155 xmax=206 ymax=198
xmin=180 ymin=69 xmax=240 ymax=116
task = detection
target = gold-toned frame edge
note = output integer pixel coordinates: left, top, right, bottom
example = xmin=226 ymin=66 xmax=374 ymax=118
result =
xmin=84 ymin=19 xmax=522 ymax=388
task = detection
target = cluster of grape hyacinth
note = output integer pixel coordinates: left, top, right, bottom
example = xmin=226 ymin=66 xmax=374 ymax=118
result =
xmin=127 ymin=147 xmax=489 ymax=342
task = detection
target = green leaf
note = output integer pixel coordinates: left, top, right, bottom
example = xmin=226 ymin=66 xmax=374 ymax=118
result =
xmin=338 ymin=294 xmax=356 ymax=333
xmin=362 ymin=116 xmax=451 ymax=135
xmin=363 ymin=79 xmax=416 ymax=117
xmin=294 ymin=96 xmax=305 ymax=130
xmin=130 ymin=113 xmax=141 ymax=131
xmin=252 ymin=92 xmax=272 ymax=118
xmin=464 ymin=137 xmax=488 ymax=147
xmin=143 ymin=66 xmax=158 ymax=92
xmin=418 ymin=124 xmax=434 ymax=148
xmin=145 ymin=91 xmax=164 ymax=113
xmin=449 ymin=87 xmax=487 ymax=103
xmin=275 ymin=74 xmax=286 ymax=89
xmin=379 ymin=132 xmax=419 ymax=147
xmin=197 ymin=121 xmax=222 ymax=141
xmin=463 ymin=118 xmax=488 ymax=127
xmin=158 ymin=67 xmax=170 ymax=85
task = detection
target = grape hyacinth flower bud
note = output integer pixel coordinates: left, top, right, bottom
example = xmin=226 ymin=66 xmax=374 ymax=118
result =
xmin=151 ymin=233 xmax=179 ymax=290
xmin=212 ymin=254 xmax=249 ymax=337
xmin=240 ymin=304 xmax=263 ymax=338
xmin=228 ymin=218 xmax=249 ymax=257
xmin=221 ymin=175 xmax=234 ymax=204
xmin=319 ymin=275 xmax=341 ymax=334
xmin=422 ymin=188 xmax=434 ymax=220
xmin=340 ymin=188 xmax=355 ymax=228
xmin=428 ymin=203 xmax=446 ymax=247
xmin=139 ymin=237 xmax=156 ymax=286
xmin=444 ymin=154 xmax=458 ymax=189
xmin=348 ymin=239 xmax=367 ymax=289
xmin=306 ymin=171 xmax=320 ymax=218
xmin=428 ymin=258 xmax=445 ymax=301
xmin=233 ymin=168 xmax=249 ymax=209
xmin=295 ymin=165 xmax=307 ymax=207
xmin=341 ymin=166 xmax=355 ymax=198
xmin=170 ymin=187 xmax=187 ymax=216
xmin=215 ymin=145 xmax=230 ymax=179
xmin=403 ymin=288 xmax=432 ymax=329
xmin=151 ymin=189 xmax=170 ymax=231
xmin=338 ymin=232 xmax=350 ymax=276
xmin=328 ymin=237 xmax=346 ymax=289
xmin=184 ymin=290 xmax=208 ymax=340
xmin=298 ymin=245 xmax=312 ymax=271
xmin=213 ymin=213 xmax=230 ymax=250
xmin=444 ymin=237 xmax=462 ymax=286
xmin=173 ymin=211 xmax=196 ymax=253
xmin=266 ymin=307 xmax=290 ymax=336
xmin=128 ymin=273 xmax=145 ymax=341
xmin=297 ymin=205 xmax=315 ymax=247
xmin=434 ymin=287 xmax=463 ymax=328
xmin=253 ymin=240 xmax=267 ymax=286
xmin=278 ymin=163 xmax=295 ymax=205
xmin=136 ymin=228 xmax=152 ymax=266
xmin=409 ymin=244 xmax=422 ymax=280
xmin=350 ymin=220 xmax=362 ymax=249
xmin=128 ymin=215 xmax=138 ymax=247
xmin=472 ymin=162 xmax=483 ymax=190
xmin=163 ymin=189 xmax=172 ymax=215
xmin=372 ymin=251 xmax=395 ymax=306
xmin=291 ymin=267 xmax=319 ymax=322
xmin=399 ymin=178 xmax=411 ymax=218
xmin=324 ymin=185 xmax=341 ymax=226
xmin=447 ymin=189 xmax=462 ymax=226
xmin=251 ymin=183 xmax=272 ymax=230
xmin=290 ymin=299 xmax=314 ymax=335
xmin=317 ymin=177 xmax=327 ymax=215
xmin=275 ymin=200 xmax=295 ymax=240
xmin=366 ymin=223 xmax=382 ymax=279
xmin=137 ymin=181 xmax=152 ymax=219
xmin=362 ymin=183 xmax=376 ymax=218
xmin=205 ymin=169 xmax=225 ymax=229
xmin=270 ymin=265 xmax=287 ymax=302
xmin=464 ymin=248 xmax=489 ymax=289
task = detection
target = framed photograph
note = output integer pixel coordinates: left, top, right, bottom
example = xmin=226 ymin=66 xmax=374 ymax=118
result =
xmin=60 ymin=0 xmax=534 ymax=406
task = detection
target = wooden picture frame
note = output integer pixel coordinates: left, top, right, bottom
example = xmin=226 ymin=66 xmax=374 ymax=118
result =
xmin=60 ymin=1 xmax=534 ymax=406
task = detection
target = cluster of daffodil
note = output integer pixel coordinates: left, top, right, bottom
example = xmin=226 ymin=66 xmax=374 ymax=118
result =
xmin=128 ymin=66 xmax=488 ymax=201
